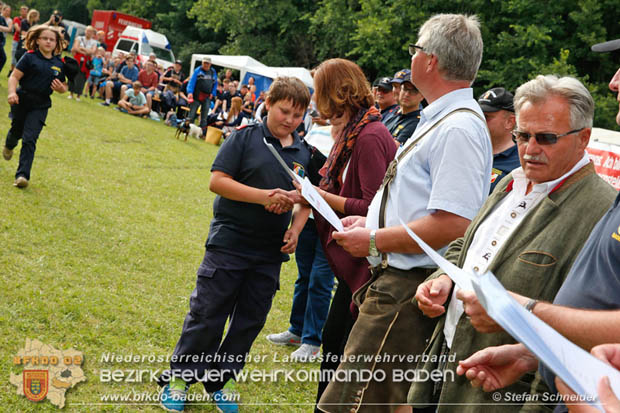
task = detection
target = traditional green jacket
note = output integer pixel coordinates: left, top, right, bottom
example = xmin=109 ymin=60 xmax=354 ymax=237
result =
xmin=408 ymin=162 xmax=616 ymax=413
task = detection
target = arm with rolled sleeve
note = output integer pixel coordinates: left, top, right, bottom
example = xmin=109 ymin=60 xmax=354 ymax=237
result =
xmin=427 ymin=124 xmax=491 ymax=220
xmin=373 ymin=122 xmax=491 ymax=255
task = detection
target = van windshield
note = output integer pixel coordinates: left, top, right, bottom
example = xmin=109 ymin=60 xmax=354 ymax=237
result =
xmin=140 ymin=43 xmax=174 ymax=63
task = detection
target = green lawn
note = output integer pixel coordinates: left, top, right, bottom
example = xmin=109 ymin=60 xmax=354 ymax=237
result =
xmin=0 ymin=54 xmax=318 ymax=411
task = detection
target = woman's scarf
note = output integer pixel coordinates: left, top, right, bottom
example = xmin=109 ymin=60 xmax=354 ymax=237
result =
xmin=319 ymin=106 xmax=381 ymax=193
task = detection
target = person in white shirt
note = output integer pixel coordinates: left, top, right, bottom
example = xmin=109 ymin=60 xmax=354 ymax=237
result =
xmin=319 ymin=14 xmax=492 ymax=413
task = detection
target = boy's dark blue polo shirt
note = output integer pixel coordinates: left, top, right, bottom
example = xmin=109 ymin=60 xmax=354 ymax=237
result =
xmin=16 ymin=50 xmax=65 ymax=109
xmin=207 ymin=122 xmax=312 ymax=262
xmin=490 ymin=144 xmax=521 ymax=193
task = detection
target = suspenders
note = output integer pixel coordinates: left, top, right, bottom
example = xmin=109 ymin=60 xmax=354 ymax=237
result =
xmin=377 ymin=108 xmax=487 ymax=268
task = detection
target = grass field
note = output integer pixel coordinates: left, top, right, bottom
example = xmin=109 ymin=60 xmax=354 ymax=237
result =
xmin=0 ymin=53 xmax=319 ymax=412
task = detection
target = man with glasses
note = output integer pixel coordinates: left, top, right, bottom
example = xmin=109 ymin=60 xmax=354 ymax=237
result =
xmin=321 ymin=14 xmax=492 ymax=412
xmin=477 ymin=87 xmax=521 ymax=193
xmin=409 ymin=75 xmax=616 ymax=413
xmin=384 ymin=73 xmax=424 ymax=144
xmin=442 ymin=43 xmax=620 ymax=413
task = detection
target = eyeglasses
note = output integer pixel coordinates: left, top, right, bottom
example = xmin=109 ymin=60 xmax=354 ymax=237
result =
xmin=408 ymin=44 xmax=424 ymax=56
xmin=511 ymin=128 xmax=584 ymax=145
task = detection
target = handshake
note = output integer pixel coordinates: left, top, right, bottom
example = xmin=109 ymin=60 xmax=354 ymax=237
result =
xmin=263 ymin=185 xmax=308 ymax=215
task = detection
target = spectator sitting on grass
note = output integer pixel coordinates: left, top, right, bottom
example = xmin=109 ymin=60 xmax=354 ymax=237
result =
xmin=116 ymin=81 xmax=149 ymax=116
xmin=125 ymin=60 xmax=158 ymax=110
xmin=214 ymin=96 xmax=244 ymax=138
xmin=101 ymin=54 xmax=138 ymax=106
xmin=241 ymin=92 xmax=254 ymax=119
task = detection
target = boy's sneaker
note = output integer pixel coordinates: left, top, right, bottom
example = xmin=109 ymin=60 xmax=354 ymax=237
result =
xmin=100 ymin=101 xmax=110 ymax=107
xmin=212 ymin=381 xmax=239 ymax=413
xmin=159 ymin=380 xmax=188 ymax=412
xmin=290 ymin=343 xmax=320 ymax=362
xmin=266 ymin=330 xmax=301 ymax=346
xmin=2 ymin=146 xmax=12 ymax=160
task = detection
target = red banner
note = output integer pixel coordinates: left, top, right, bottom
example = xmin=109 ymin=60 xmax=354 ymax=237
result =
xmin=587 ymin=141 xmax=620 ymax=190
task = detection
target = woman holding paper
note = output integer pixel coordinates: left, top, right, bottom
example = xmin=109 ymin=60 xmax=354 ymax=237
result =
xmin=309 ymin=58 xmax=397 ymax=408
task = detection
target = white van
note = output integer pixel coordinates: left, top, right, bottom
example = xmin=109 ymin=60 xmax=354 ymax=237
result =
xmin=112 ymin=27 xmax=175 ymax=69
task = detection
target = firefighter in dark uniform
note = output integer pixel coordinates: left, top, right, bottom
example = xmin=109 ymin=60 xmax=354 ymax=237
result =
xmin=3 ymin=25 xmax=68 ymax=188
xmin=477 ymin=86 xmax=521 ymax=193
xmin=384 ymin=73 xmax=423 ymax=144
xmin=158 ymin=77 xmax=315 ymax=413
xmin=374 ymin=77 xmax=399 ymax=125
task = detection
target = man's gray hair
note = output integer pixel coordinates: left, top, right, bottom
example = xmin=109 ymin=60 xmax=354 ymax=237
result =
xmin=514 ymin=75 xmax=594 ymax=129
xmin=417 ymin=14 xmax=483 ymax=83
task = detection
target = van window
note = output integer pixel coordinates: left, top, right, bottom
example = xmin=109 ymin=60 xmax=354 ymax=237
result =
xmin=140 ymin=42 xmax=174 ymax=63
xmin=116 ymin=39 xmax=134 ymax=53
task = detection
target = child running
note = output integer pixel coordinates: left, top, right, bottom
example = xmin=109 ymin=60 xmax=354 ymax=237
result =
xmin=158 ymin=77 xmax=313 ymax=413
xmin=2 ymin=24 xmax=67 ymax=188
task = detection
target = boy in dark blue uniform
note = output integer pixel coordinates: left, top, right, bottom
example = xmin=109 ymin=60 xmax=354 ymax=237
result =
xmin=159 ymin=77 xmax=312 ymax=413
xmin=3 ymin=24 xmax=67 ymax=188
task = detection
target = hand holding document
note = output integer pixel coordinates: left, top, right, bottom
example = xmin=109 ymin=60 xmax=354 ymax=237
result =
xmin=299 ymin=177 xmax=344 ymax=232
xmin=264 ymin=138 xmax=344 ymax=232
xmin=400 ymin=222 xmax=620 ymax=410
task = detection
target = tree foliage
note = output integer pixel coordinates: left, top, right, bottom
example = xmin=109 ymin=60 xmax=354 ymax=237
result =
xmin=6 ymin=0 xmax=620 ymax=128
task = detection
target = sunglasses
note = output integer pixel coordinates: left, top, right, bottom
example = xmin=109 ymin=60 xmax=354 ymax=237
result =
xmin=511 ymin=128 xmax=583 ymax=145
xmin=408 ymin=44 xmax=424 ymax=56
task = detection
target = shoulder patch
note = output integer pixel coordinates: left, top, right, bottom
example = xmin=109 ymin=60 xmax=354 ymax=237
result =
xmin=235 ymin=124 xmax=250 ymax=131
xmin=27 ymin=50 xmax=35 ymax=54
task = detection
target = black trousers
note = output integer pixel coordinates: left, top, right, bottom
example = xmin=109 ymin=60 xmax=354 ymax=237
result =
xmin=5 ymin=104 xmax=48 ymax=180
xmin=160 ymin=248 xmax=280 ymax=393
xmin=315 ymin=281 xmax=355 ymax=412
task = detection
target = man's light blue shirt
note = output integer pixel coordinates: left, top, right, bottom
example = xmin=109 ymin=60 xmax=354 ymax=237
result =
xmin=366 ymin=88 xmax=492 ymax=269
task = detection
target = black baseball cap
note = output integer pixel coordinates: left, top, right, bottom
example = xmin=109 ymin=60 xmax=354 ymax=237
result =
xmin=592 ymin=39 xmax=620 ymax=53
xmin=478 ymin=87 xmax=514 ymax=112
xmin=376 ymin=77 xmax=393 ymax=91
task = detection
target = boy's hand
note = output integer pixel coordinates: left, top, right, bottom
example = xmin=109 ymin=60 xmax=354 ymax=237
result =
xmin=264 ymin=190 xmax=294 ymax=214
xmin=7 ymin=92 xmax=18 ymax=105
xmin=280 ymin=228 xmax=299 ymax=254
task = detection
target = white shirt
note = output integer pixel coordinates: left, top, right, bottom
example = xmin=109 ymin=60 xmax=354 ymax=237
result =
xmin=366 ymin=88 xmax=492 ymax=269
xmin=443 ymin=152 xmax=591 ymax=347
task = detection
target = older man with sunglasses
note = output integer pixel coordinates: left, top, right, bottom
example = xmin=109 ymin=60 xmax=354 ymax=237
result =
xmin=442 ymin=43 xmax=620 ymax=413
xmin=408 ymin=74 xmax=616 ymax=413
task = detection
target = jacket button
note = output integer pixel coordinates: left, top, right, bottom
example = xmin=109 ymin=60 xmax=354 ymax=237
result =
xmin=510 ymin=212 xmax=517 ymax=218
xmin=491 ymin=240 xmax=497 ymax=246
